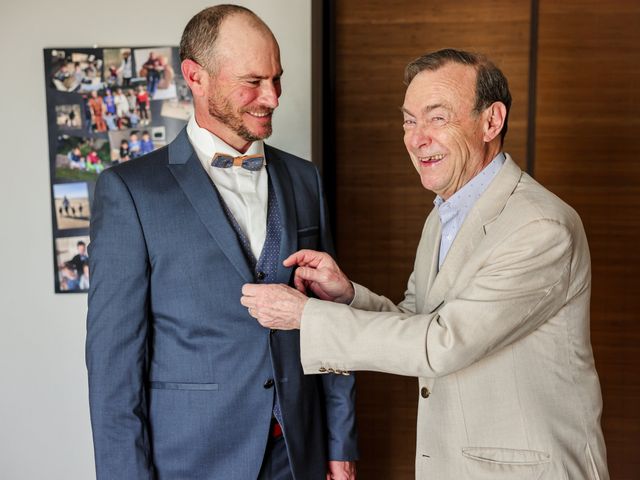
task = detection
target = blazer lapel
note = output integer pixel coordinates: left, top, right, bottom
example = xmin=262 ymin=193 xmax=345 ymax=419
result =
xmin=415 ymin=208 xmax=441 ymax=313
xmin=426 ymin=206 xmax=486 ymax=309
xmin=167 ymin=129 xmax=254 ymax=283
xmin=265 ymin=146 xmax=298 ymax=285
xmin=426 ymin=155 xmax=523 ymax=310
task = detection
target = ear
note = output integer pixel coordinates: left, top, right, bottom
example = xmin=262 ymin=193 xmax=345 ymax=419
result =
xmin=181 ymin=59 xmax=207 ymax=98
xmin=482 ymin=102 xmax=507 ymax=143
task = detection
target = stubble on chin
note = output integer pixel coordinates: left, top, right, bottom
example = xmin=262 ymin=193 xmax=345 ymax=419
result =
xmin=207 ymin=94 xmax=272 ymax=143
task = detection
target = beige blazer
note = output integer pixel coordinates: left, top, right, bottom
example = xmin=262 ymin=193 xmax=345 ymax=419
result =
xmin=301 ymin=156 xmax=608 ymax=479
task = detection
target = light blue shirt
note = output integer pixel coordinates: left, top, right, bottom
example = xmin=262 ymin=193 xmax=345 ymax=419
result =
xmin=434 ymin=152 xmax=506 ymax=268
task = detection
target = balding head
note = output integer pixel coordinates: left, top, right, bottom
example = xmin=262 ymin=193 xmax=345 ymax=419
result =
xmin=179 ymin=4 xmax=274 ymax=74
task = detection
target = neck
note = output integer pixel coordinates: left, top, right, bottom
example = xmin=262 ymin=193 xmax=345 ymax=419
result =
xmin=482 ymin=142 xmax=502 ymax=168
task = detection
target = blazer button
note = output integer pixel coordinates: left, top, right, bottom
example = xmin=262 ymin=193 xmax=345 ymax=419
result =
xmin=256 ymin=271 xmax=266 ymax=281
xmin=420 ymin=387 xmax=430 ymax=398
xmin=263 ymin=379 xmax=275 ymax=389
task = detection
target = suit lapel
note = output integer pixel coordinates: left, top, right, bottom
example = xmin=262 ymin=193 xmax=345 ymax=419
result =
xmin=265 ymin=146 xmax=298 ymax=285
xmin=167 ymin=129 xmax=254 ymax=283
xmin=425 ymin=155 xmax=523 ymax=310
xmin=426 ymin=206 xmax=486 ymax=308
xmin=415 ymin=208 xmax=441 ymax=313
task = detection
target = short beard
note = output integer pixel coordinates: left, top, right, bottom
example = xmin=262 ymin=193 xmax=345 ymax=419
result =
xmin=208 ymin=93 xmax=272 ymax=143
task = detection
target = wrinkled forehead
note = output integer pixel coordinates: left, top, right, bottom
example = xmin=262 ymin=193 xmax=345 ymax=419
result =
xmin=404 ymin=63 xmax=477 ymax=111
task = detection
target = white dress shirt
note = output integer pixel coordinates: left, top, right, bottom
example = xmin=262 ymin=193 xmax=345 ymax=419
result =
xmin=186 ymin=116 xmax=268 ymax=260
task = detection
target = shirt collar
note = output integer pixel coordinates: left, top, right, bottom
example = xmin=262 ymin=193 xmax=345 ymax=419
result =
xmin=434 ymin=152 xmax=506 ymax=213
xmin=186 ymin=115 xmax=266 ymax=163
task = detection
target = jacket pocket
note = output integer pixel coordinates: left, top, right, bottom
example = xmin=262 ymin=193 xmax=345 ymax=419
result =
xmin=149 ymin=381 xmax=219 ymax=391
xmin=297 ymin=226 xmax=319 ymax=237
xmin=462 ymin=447 xmax=550 ymax=465
xmin=297 ymin=226 xmax=319 ymax=249
xmin=462 ymin=447 xmax=551 ymax=480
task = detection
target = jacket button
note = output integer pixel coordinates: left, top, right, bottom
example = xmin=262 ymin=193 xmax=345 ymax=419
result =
xmin=263 ymin=379 xmax=275 ymax=389
xmin=319 ymin=367 xmax=327 ymax=373
xmin=421 ymin=387 xmax=430 ymax=398
xmin=256 ymin=271 xmax=266 ymax=281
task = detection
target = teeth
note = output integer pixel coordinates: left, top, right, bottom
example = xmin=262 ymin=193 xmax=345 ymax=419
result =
xmin=421 ymin=154 xmax=445 ymax=162
xmin=248 ymin=111 xmax=270 ymax=117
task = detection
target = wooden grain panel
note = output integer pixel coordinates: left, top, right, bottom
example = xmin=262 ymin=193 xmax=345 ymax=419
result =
xmin=535 ymin=2 xmax=640 ymax=478
xmin=333 ymin=1 xmax=531 ymax=477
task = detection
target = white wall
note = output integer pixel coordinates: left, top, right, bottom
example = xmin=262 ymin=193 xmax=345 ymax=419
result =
xmin=0 ymin=1 xmax=311 ymax=478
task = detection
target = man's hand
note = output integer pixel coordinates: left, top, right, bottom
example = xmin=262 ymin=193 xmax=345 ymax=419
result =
xmin=284 ymin=250 xmax=354 ymax=304
xmin=326 ymin=460 xmax=356 ymax=480
xmin=241 ymin=284 xmax=308 ymax=330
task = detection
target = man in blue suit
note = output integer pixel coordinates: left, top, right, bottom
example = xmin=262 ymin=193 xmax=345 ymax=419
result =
xmin=86 ymin=5 xmax=358 ymax=479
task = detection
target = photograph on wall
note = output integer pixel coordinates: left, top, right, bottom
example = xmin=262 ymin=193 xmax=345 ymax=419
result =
xmin=102 ymin=48 xmax=135 ymax=88
xmin=45 ymin=46 xmax=191 ymax=293
xmin=55 ymin=235 xmax=90 ymax=292
xmin=53 ymin=182 xmax=90 ymax=230
xmin=55 ymin=104 xmax=83 ymax=130
xmin=55 ymin=135 xmax=110 ymax=181
xmin=133 ymin=47 xmax=177 ymax=100
xmin=49 ymin=49 xmax=104 ymax=93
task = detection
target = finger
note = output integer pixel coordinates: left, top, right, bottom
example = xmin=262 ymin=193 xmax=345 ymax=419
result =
xmin=295 ymin=266 xmax=330 ymax=283
xmin=283 ymin=249 xmax=322 ymax=268
xmin=241 ymin=283 xmax=265 ymax=296
xmin=292 ymin=273 xmax=307 ymax=293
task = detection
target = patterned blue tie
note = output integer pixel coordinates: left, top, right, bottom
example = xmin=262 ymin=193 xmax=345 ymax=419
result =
xmin=211 ymin=153 xmax=264 ymax=171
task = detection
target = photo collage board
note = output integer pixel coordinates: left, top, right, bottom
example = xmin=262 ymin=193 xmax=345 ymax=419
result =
xmin=44 ymin=46 xmax=193 ymax=293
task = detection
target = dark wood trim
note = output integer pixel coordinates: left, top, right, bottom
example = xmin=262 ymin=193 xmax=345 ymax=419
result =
xmin=526 ymin=0 xmax=539 ymax=176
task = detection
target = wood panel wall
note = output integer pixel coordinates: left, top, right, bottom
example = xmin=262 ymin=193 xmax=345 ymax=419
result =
xmin=331 ymin=0 xmax=640 ymax=478
xmin=535 ymin=1 xmax=640 ymax=478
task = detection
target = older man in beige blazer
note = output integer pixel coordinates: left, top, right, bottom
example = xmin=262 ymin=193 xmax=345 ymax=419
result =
xmin=242 ymin=49 xmax=608 ymax=479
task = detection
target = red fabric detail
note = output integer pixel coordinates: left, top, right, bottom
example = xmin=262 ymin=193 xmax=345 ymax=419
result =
xmin=271 ymin=421 xmax=283 ymax=438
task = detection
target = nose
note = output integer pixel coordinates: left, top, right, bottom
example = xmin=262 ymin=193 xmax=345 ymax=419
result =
xmin=259 ymin=80 xmax=280 ymax=109
xmin=406 ymin=124 xmax=432 ymax=151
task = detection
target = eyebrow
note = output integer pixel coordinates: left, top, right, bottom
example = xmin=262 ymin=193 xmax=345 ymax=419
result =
xmin=422 ymin=103 xmax=450 ymax=114
xmin=239 ymin=70 xmax=284 ymax=80
xmin=400 ymin=103 xmax=451 ymax=117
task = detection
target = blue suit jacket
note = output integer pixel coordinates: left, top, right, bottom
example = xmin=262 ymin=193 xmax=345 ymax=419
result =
xmin=86 ymin=129 xmax=358 ymax=479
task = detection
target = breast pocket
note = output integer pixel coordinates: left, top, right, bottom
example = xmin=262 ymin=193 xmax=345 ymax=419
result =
xmin=297 ymin=226 xmax=319 ymax=249
xmin=149 ymin=381 xmax=219 ymax=391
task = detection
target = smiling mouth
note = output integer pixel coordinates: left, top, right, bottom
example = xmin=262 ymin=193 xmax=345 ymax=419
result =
xmin=246 ymin=110 xmax=273 ymax=119
xmin=418 ymin=153 xmax=445 ymax=164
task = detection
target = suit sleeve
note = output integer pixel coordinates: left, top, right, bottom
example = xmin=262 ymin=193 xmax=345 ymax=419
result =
xmin=86 ymin=168 xmax=154 ymax=479
xmin=301 ymin=219 xmax=576 ymax=379
xmin=313 ymin=166 xmax=359 ymax=461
